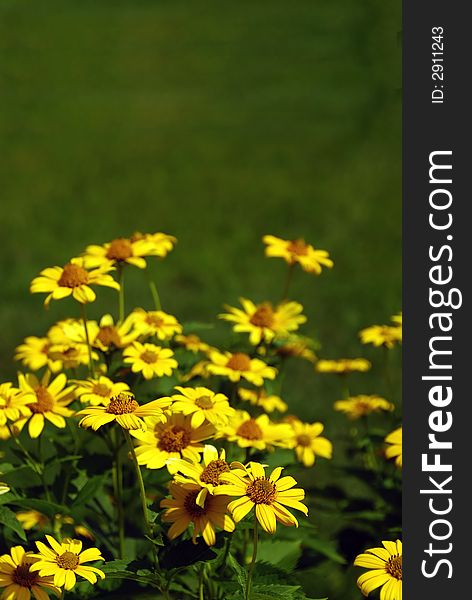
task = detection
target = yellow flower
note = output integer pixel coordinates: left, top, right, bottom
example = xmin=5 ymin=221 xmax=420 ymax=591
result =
xmin=262 ymin=235 xmax=333 ymax=274
xmin=123 ymin=342 xmax=178 ymax=380
xmin=288 ymin=419 xmax=333 ymax=467
xmin=170 ymin=386 xmax=235 ymax=427
xmin=30 ymin=257 xmax=119 ymax=307
xmin=14 ymin=337 xmax=62 ymax=373
xmin=83 ymin=236 xmax=158 ymax=270
xmin=216 ymin=462 xmax=308 ymax=534
xmin=16 ymin=511 xmax=49 ymax=531
xmin=274 ymin=335 xmax=317 ymax=362
xmin=130 ymin=231 xmax=177 ymax=258
xmin=0 ymin=545 xmax=61 ymax=600
xmin=354 ymin=540 xmax=402 ymax=600
xmin=238 ymin=388 xmax=288 ymax=413
xmin=174 ymin=334 xmax=213 ymax=354
xmin=391 ymin=312 xmax=402 ymax=326
xmin=89 ymin=314 xmax=139 ymax=352
xmin=180 ymin=360 xmax=211 ymax=383
xmin=0 ymin=382 xmax=32 ymax=431
xmin=334 ymin=395 xmax=394 ymax=419
xmin=385 ymin=427 xmax=402 ymax=468
xmin=168 ymin=445 xmax=231 ymax=507
xmin=160 ymin=481 xmax=235 ymax=546
xmin=73 ymin=376 xmax=130 ymax=406
xmin=47 ymin=319 xmax=85 ymax=346
xmin=316 ymin=358 xmax=371 ymax=374
xmin=219 ymin=299 xmax=306 ymax=345
xmin=48 ymin=343 xmax=98 ymax=371
xmin=359 ymin=325 xmax=402 ymax=349
xmin=0 ymin=481 xmax=10 ymax=495
xmin=130 ymin=412 xmax=215 ymax=470
xmin=77 ymin=392 xmax=170 ymax=431
xmin=130 ymin=309 xmax=183 ymax=340
xmin=31 ymin=535 xmax=104 ymax=591
xmin=16 ymin=373 xmax=75 ymax=438
xmin=222 ymin=410 xmax=292 ymax=450
xmin=207 ymin=351 xmax=276 ymax=386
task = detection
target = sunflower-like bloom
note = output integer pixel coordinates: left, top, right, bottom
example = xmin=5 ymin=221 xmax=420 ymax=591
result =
xmin=73 ymin=376 xmax=130 ymax=406
xmin=130 ymin=412 xmax=215 ymax=470
xmin=14 ymin=337 xmax=62 ymax=373
xmin=385 ymin=426 xmax=402 ymax=468
xmin=31 ymin=536 xmax=104 ymax=591
xmin=216 ymin=462 xmax=308 ymax=534
xmin=354 ymin=540 xmax=402 ymax=600
xmin=359 ymin=325 xmax=402 ymax=349
xmin=123 ymin=342 xmax=178 ymax=380
xmin=82 ymin=236 xmax=159 ymax=270
xmin=316 ymin=358 xmax=371 ymax=374
xmin=89 ymin=314 xmax=139 ymax=352
xmin=262 ymin=235 xmax=333 ymax=275
xmin=219 ymin=299 xmax=306 ymax=345
xmin=130 ymin=309 xmax=183 ymax=340
xmin=274 ymin=335 xmax=317 ymax=363
xmin=30 ymin=257 xmax=119 ymax=307
xmin=130 ymin=231 xmax=177 ymax=258
xmin=238 ymin=388 xmax=288 ymax=413
xmin=334 ymin=395 xmax=394 ymax=420
xmin=0 ymin=546 xmax=61 ymax=600
xmin=221 ymin=410 xmax=292 ymax=450
xmin=287 ymin=419 xmax=333 ymax=467
xmin=77 ymin=392 xmax=170 ymax=431
xmin=0 ymin=383 xmax=33 ymax=435
xmin=174 ymin=334 xmax=214 ymax=354
xmin=391 ymin=313 xmax=402 ymax=326
xmin=16 ymin=373 xmax=75 ymax=438
xmin=168 ymin=445 xmax=231 ymax=507
xmin=160 ymin=481 xmax=234 ymax=546
xmin=207 ymin=351 xmax=276 ymax=386
xmin=170 ymin=386 xmax=235 ymax=427
xmin=16 ymin=511 xmax=94 ymax=541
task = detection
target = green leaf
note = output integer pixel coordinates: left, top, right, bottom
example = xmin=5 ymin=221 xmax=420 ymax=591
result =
xmin=257 ymin=540 xmax=302 ymax=572
xmin=0 ymin=465 xmax=41 ymax=488
xmin=302 ymin=536 xmax=346 ymax=564
xmin=252 ymin=585 xmax=301 ymax=600
xmin=9 ymin=498 xmax=68 ymax=518
xmin=100 ymin=560 xmax=132 ymax=574
xmin=227 ymin=553 xmax=247 ymax=594
xmin=72 ymin=475 xmax=105 ymax=507
xmin=0 ymin=506 xmax=26 ymax=541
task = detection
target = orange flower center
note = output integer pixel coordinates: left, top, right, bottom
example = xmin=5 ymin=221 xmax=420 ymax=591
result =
xmin=287 ymin=238 xmax=308 ymax=256
xmin=106 ymin=393 xmax=139 ymax=415
xmin=183 ymin=490 xmax=207 ymax=517
xmin=58 ymin=263 xmax=89 ymax=288
xmin=194 ymin=395 xmax=214 ymax=410
xmin=200 ymin=459 xmax=230 ymax=486
xmin=140 ymin=350 xmax=158 ymax=364
xmin=236 ymin=418 xmax=263 ymax=441
xmin=92 ymin=383 xmax=111 ymax=397
xmin=247 ymin=477 xmax=277 ymax=504
xmin=56 ymin=551 xmax=79 ymax=570
xmin=29 ymin=387 xmax=54 ymax=413
xmin=106 ymin=238 xmax=133 ymax=261
xmin=96 ymin=326 xmax=121 ymax=348
xmin=158 ymin=425 xmax=191 ymax=452
xmin=145 ymin=314 xmax=165 ymax=328
xmin=386 ymin=555 xmax=402 ymax=580
xmin=226 ymin=353 xmax=251 ymax=372
xmin=296 ymin=434 xmax=312 ymax=447
xmin=250 ymin=304 xmax=275 ymax=328
xmin=12 ymin=563 xmax=39 ymax=588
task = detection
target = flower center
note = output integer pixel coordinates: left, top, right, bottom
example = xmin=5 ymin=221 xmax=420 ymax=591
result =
xmin=158 ymin=425 xmax=191 ymax=452
xmin=141 ymin=350 xmax=158 ymax=364
xmin=297 ymin=434 xmax=312 ymax=447
xmin=236 ymin=418 xmax=263 ymax=441
xmin=145 ymin=314 xmax=164 ymax=328
xmin=58 ymin=263 xmax=89 ymax=288
xmin=247 ymin=477 xmax=277 ymax=504
xmin=56 ymin=551 xmax=79 ymax=570
xmin=386 ymin=555 xmax=402 ymax=580
xmin=96 ymin=326 xmax=121 ymax=348
xmin=29 ymin=387 xmax=54 ymax=413
xmin=287 ymin=238 xmax=308 ymax=256
xmin=195 ymin=395 xmax=214 ymax=410
xmin=200 ymin=459 xmax=230 ymax=486
xmin=106 ymin=238 xmax=133 ymax=261
xmin=250 ymin=304 xmax=275 ymax=328
xmin=12 ymin=563 xmax=39 ymax=588
xmin=184 ymin=490 xmax=207 ymax=518
xmin=106 ymin=393 xmax=139 ymax=415
xmin=226 ymin=353 xmax=252 ymax=372
xmin=92 ymin=383 xmax=111 ymax=397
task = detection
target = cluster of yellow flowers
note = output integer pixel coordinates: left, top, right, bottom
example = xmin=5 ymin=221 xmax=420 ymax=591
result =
xmin=0 ymin=231 xmax=402 ymax=599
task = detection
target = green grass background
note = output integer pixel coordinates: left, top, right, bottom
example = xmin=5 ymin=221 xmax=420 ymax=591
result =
xmin=0 ymin=1 xmax=401 ymax=597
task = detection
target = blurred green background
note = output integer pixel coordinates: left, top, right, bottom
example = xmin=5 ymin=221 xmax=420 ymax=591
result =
xmin=0 ymin=1 xmax=401 ymax=597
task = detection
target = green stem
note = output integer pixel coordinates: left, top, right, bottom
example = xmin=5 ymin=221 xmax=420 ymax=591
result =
xmin=245 ymin=515 xmax=258 ymax=600
xmin=80 ymin=304 xmax=95 ymax=377
xmin=113 ymin=428 xmax=125 ymax=559
xmin=199 ymin=564 xmax=205 ymax=600
xmin=281 ymin=263 xmax=295 ymax=301
xmin=148 ymin=277 xmax=162 ymax=311
xmin=118 ymin=265 xmax=125 ymax=322
xmin=123 ymin=430 xmax=151 ymax=537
